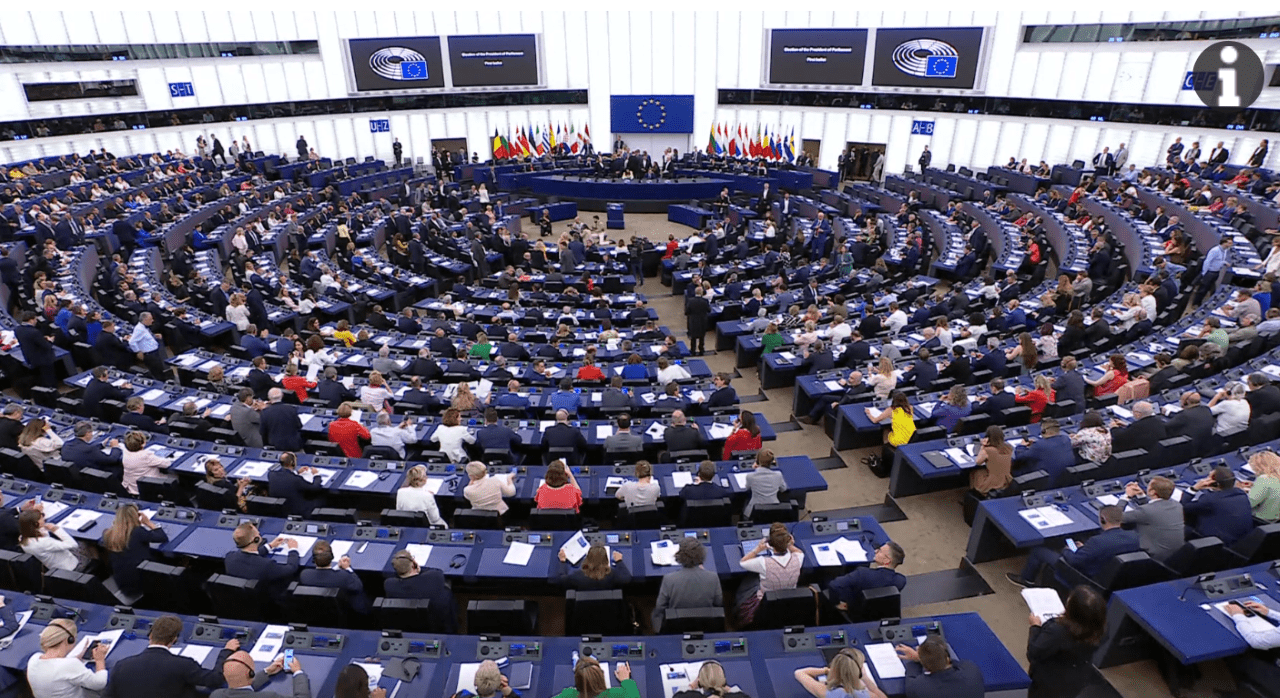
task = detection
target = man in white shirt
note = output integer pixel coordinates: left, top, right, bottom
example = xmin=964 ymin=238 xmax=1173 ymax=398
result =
xmin=828 ymin=315 xmax=852 ymax=344
xmin=656 ymin=356 xmax=691 ymax=386
xmin=885 ymin=302 xmax=908 ymax=335
xmin=1225 ymin=601 xmax=1280 ymax=690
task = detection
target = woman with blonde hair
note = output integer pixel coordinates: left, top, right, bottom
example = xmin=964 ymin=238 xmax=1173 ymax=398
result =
xmin=121 ymin=430 xmax=173 ymax=495
xmin=360 ymin=370 xmax=395 ymax=410
xmin=226 ymin=292 xmax=250 ymax=331
xmin=101 ymin=503 xmax=167 ymax=596
xmin=396 ymin=464 xmax=447 ymax=527
xmin=931 ymin=384 xmax=972 ymax=434
xmin=556 ymin=542 xmax=631 ymax=590
xmin=672 ymin=660 xmax=751 ymax=697
xmin=18 ymin=418 xmax=63 ymax=470
xmin=552 ymin=656 xmax=638 ymax=698
xmin=26 ymin=618 xmax=109 ymax=698
xmin=1244 ymin=450 xmax=1280 ymax=522
xmin=452 ymin=381 xmax=482 ymax=413
xmin=794 ymin=648 xmax=885 ymax=698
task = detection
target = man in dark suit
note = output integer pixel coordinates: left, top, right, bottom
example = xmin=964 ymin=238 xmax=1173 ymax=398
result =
xmin=120 ymin=397 xmax=168 ymax=434
xmin=679 ymin=460 xmax=730 ymax=500
xmin=937 ymin=345 xmax=972 ymax=385
xmin=14 ymin=311 xmax=56 ymax=387
xmin=972 ymin=339 xmax=1007 ymax=377
xmin=267 ymin=452 xmax=324 ymax=517
xmin=1246 ymin=373 xmax=1280 ymax=426
xmin=298 ymin=540 xmax=370 ymax=614
xmin=662 ymin=410 xmax=705 ymax=457
xmin=61 ymin=422 xmax=124 ymax=473
xmin=1016 ymin=419 xmax=1076 ymax=487
xmin=1109 ymin=401 xmax=1166 ymax=454
xmin=542 ymin=409 xmax=588 ymax=464
xmin=397 ymin=309 xmax=422 ymax=335
xmin=314 ymin=367 xmax=357 ymax=408
xmin=400 ymin=376 xmax=444 ymax=411
xmin=1008 ymin=504 xmax=1139 ymax=588
xmin=384 ymin=549 xmax=459 ymax=632
xmin=900 ymin=348 xmax=938 ymax=392
xmin=245 ymin=357 xmax=276 ymax=401
xmin=102 ymin=614 xmax=237 ymax=698
xmin=498 ymin=333 xmax=531 ymax=361
xmin=799 ymin=340 xmax=835 ymax=375
xmin=476 ymin=407 xmax=520 ymax=457
xmin=685 ymin=286 xmax=711 ymax=355
xmin=971 ymin=379 xmax=1017 ymax=419
xmin=1184 ymin=467 xmax=1254 ymax=545
xmin=1165 ymin=391 xmax=1215 ymax=454
xmin=1051 ymin=356 xmax=1087 ymax=414
xmin=896 ymin=636 xmax=984 ymax=698
xmin=223 ymin=523 xmax=300 ymax=606
xmin=826 ymin=542 xmax=907 ymax=610
xmin=260 ymin=388 xmax=304 ymax=451
xmin=703 ymin=373 xmax=738 ymax=410
xmin=83 ymin=367 xmax=131 ymax=420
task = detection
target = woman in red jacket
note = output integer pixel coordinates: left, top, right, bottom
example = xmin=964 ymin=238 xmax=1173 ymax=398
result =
xmin=723 ymin=410 xmax=763 ymax=459
xmin=1015 ymin=374 xmax=1055 ymax=423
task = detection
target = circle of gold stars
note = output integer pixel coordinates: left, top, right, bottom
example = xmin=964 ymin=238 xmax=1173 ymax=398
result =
xmin=636 ymin=98 xmax=667 ymax=130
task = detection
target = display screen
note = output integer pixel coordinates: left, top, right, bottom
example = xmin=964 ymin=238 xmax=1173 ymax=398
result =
xmin=448 ymin=34 xmax=540 ymax=87
xmin=348 ymin=36 xmax=446 ymax=91
xmin=871 ymin=27 xmax=984 ymax=89
xmin=768 ymin=29 xmax=868 ymax=85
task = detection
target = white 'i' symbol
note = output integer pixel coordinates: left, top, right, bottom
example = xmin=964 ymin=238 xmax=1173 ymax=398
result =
xmin=1219 ymin=45 xmax=1240 ymax=108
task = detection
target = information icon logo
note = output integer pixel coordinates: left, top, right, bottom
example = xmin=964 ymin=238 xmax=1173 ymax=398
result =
xmin=1192 ymin=41 xmax=1263 ymax=109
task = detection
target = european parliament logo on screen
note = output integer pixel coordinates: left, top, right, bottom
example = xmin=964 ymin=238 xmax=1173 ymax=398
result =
xmin=348 ymin=38 xmax=445 ymax=92
xmin=892 ymin=39 xmax=959 ymax=78
xmin=370 ymin=47 xmax=429 ymax=81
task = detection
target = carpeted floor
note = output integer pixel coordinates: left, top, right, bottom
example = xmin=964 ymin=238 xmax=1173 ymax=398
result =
xmin=617 ymin=213 xmax=1219 ymax=698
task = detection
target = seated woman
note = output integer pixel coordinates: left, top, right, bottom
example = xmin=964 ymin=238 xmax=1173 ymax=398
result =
xmin=672 ymin=660 xmax=753 ymax=697
xmin=552 ymin=656 xmax=638 ymax=698
xmin=1006 ymin=332 xmax=1039 ymax=376
xmin=1026 ymin=585 xmax=1107 ymax=698
xmin=18 ymin=508 xmax=85 ymax=572
xmin=760 ymin=322 xmax=784 ymax=354
xmin=396 ymin=464 xmax=447 ymax=527
xmin=865 ymin=392 xmax=915 ymax=468
xmin=793 ymin=648 xmax=886 ymax=698
xmin=556 ymin=543 xmax=631 ymax=590
xmin=615 ymin=461 xmax=660 ymax=509
xmin=18 ymin=418 xmax=63 ymax=471
xmin=535 ymin=460 xmax=584 ymax=513
xmin=722 ymin=410 xmax=763 ymax=459
xmin=620 ymin=354 xmax=648 ymax=381
xmin=1086 ymin=354 xmax=1129 ymax=398
xmin=972 ymin=425 xmax=1014 ymax=496
xmin=1069 ymin=411 xmax=1112 ymax=465
xmin=1015 ymin=375 xmax=1055 ymax=423
xmin=736 ymin=522 xmax=804 ymax=626
xmin=121 ymin=430 xmax=173 ymax=496
xmin=101 ymin=503 xmax=167 ymax=597
xmin=204 ymin=458 xmax=251 ymax=511
xmin=931 ymin=385 xmax=972 ymax=434
xmin=463 ymin=461 xmax=516 ymax=515
xmin=1244 ymin=450 xmax=1280 ymax=523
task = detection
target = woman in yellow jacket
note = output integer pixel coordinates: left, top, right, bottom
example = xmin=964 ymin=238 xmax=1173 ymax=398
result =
xmin=552 ymin=657 xmax=640 ymax=698
xmin=864 ymin=391 xmax=915 ymax=474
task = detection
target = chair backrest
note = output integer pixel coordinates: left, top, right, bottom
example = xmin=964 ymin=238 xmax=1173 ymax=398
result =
xmin=137 ymin=475 xmax=182 ymax=504
xmin=286 ymin=583 xmax=348 ymax=628
xmin=137 ymin=560 xmax=196 ymax=614
xmin=1164 ymin=537 xmax=1235 ymax=577
xmin=681 ymin=498 xmax=731 ymax=527
xmin=854 ymin=585 xmax=903 ymax=623
xmin=361 ymin=445 xmax=402 ymax=461
xmin=453 ymin=509 xmax=501 ymax=530
xmin=746 ymin=502 xmax=798 ymax=524
xmin=1095 ymin=552 xmax=1172 ymax=592
xmin=662 ymin=606 xmax=726 ymax=634
xmin=1230 ymin=522 xmax=1280 ymax=564
xmin=753 ymin=587 xmax=816 ymax=629
xmin=379 ymin=509 xmax=428 ymax=528
xmin=619 ymin=503 xmax=667 ymax=529
xmin=43 ymin=568 xmax=106 ymax=604
xmin=529 ymin=508 xmax=581 ymax=531
xmin=466 ymin=599 xmax=538 ymax=635
xmin=1115 ymin=378 xmax=1150 ymax=405
xmin=373 ymin=597 xmax=434 ymax=632
xmin=194 ymin=481 xmax=230 ymax=510
xmin=244 ymin=495 xmax=287 ymax=518
xmin=565 ymin=589 xmax=631 ymax=636
xmin=308 ymin=507 xmax=358 ymax=524
xmin=0 ymin=549 xmax=41 ymax=593
xmin=205 ymin=574 xmax=265 ymax=620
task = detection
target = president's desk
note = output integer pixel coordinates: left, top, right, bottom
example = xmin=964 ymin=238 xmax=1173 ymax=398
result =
xmin=0 ymin=592 xmax=1030 ymax=698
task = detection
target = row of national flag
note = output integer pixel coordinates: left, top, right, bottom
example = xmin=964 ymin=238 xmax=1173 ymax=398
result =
xmin=706 ymin=124 xmax=796 ymax=161
xmin=492 ymin=123 xmax=592 ymax=159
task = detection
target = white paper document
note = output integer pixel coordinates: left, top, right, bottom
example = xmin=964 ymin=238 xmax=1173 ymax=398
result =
xmin=864 ymin=642 xmax=907 ymax=679
xmin=140 ymin=389 xmax=166 ymax=401
xmin=271 ymin=535 xmax=317 ymax=558
xmin=1019 ymin=506 xmax=1074 ymax=530
xmin=560 ymin=531 xmax=591 ymax=565
xmin=645 ymin=422 xmax=667 ymax=440
xmin=824 ymin=380 xmax=844 ymax=392
xmin=944 ymin=447 xmax=972 ymax=466
xmin=70 ymin=629 xmax=124 ymax=662
xmin=810 ymin=542 xmax=842 ymax=567
xmin=345 ymin=471 xmax=379 ymax=489
xmin=234 ymin=460 xmax=274 ymax=478
xmin=58 ymin=509 xmax=105 ymax=531
xmin=250 ymin=625 xmax=290 ymax=663
xmin=831 ymin=537 xmax=869 ymax=563
xmin=671 ymin=471 xmax=694 ymax=489
xmin=732 ymin=472 xmax=750 ymax=489
xmin=404 ymin=544 xmax=434 ymax=566
xmin=650 ymin=539 xmax=678 ymax=566
xmin=595 ymin=425 xmax=614 ymax=440
xmin=0 ymin=611 xmax=31 ymax=649
xmin=1022 ymin=588 xmax=1066 ymax=622
xmin=504 ymin=541 xmax=535 ymax=566
xmin=173 ymin=644 xmax=215 ymax=664
xmin=706 ymin=422 xmax=735 ymax=440
xmin=866 ymin=407 xmax=883 ymax=421
xmin=329 ymin=540 xmax=355 ymax=561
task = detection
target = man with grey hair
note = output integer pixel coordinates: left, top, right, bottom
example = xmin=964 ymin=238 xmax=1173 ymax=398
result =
xmin=315 ymin=366 xmax=357 ymax=408
xmin=1228 ymin=314 xmax=1261 ymax=344
xmin=651 ymin=537 xmax=721 ymax=632
xmin=230 ymin=387 xmax=265 ymax=448
xmin=1246 ymin=372 xmax=1280 ymax=425
xmin=1110 ymin=400 xmax=1167 ymax=454
xmin=260 ymin=387 xmax=304 ymax=451
xmin=371 ymin=343 xmax=398 ymax=376
xmin=370 ymin=411 xmax=417 ymax=458
xmin=60 ymin=421 xmax=123 ymax=471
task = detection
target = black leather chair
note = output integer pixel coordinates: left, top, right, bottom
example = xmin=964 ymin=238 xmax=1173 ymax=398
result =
xmin=137 ymin=475 xmax=183 ymax=503
xmin=373 ymin=597 xmax=433 ymax=632
xmin=1230 ymin=523 xmax=1280 ymax=565
xmin=680 ymin=498 xmax=732 ymax=527
xmin=618 ymin=503 xmax=667 ymax=529
xmin=285 ymin=583 xmax=349 ymax=628
xmin=244 ymin=495 xmax=288 ymax=518
xmin=529 ymin=508 xmax=581 ymax=531
xmin=752 ymin=587 xmax=816 ymax=629
xmin=453 ymin=509 xmax=502 ymax=530
xmin=565 ymin=589 xmax=633 ymax=636
xmin=43 ymin=568 xmax=112 ymax=605
xmin=136 ymin=560 xmax=198 ymax=614
xmin=308 ymin=507 xmax=358 ymax=523
xmin=746 ymin=502 xmax=799 ymax=524
xmin=205 ymin=574 xmax=266 ymax=620
xmin=0 ymin=549 xmax=42 ymax=593
xmin=1164 ymin=537 xmax=1237 ymax=577
xmin=466 ymin=600 xmax=539 ymax=635
xmin=380 ymin=509 xmax=428 ymax=528
xmin=853 ymin=585 xmax=903 ymax=623
xmin=1061 ymin=552 xmax=1173 ymax=595
xmin=661 ymin=607 xmax=725 ymax=634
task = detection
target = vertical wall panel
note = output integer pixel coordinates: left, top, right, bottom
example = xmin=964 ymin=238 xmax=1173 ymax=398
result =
xmin=1021 ymin=122 xmax=1050 ymax=167
xmin=995 ymin=121 xmax=1026 ymax=166
xmin=122 ymin=12 xmax=157 ymax=43
xmin=821 ymin=113 xmax=849 ymax=170
xmin=240 ymin=64 xmax=269 ymax=105
xmin=91 ymin=11 xmax=128 ymax=43
xmin=407 ymin=114 xmax=431 ymax=165
xmin=629 ymin=11 xmax=654 ymax=95
xmin=216 ymin=64 xmax=247 ymax=106
xmin=543 ymin=11 xmax=571 ymax=90
xmin=648 ymin=12 xmax=674 ymax=95
xmin=928 ymin=118 xmax=956 ymax=172
xmin=203 ymin=11 xmax=235 ymax=41
xmin=716 ymin=12 xmax=741 ymax=91
xmin=1082 ymin=53 xmax=1120 ymax=102
xmin=1056 ymin=54 xmax=1089 ymax=102
xmin=63 ymin=13 xmax=99 ymax=44
xmin=189 ymin=65 xmax=224 ymax=106
xmin=230 ymin=12 xmax=257 ymax=41
xmin=31 ymin=11 xmax=69 ymax=44
xmin=1031 ymin=52 xmax=1065 ymax=99
xmin=971 ymin=120 xmax=1002 ymax=168
xmin=3 ymin=13 xmax=37 ymax=44
xmin=606 ymin=12 xmax=632 ymax=96
xmin=280 ymin=63 xmax=308 ymax=103
xmin=582 ymin=12 xmax=611 ymax=144
xmin=690 ymin=12 xmax=718 ymax=144
xmin=672 ymin=12 xmax=697 ymax=96
xmin=736 ymin=12 xmax=764 ymax=90
xmin=949 ymin=120 xmax=978 ymax=171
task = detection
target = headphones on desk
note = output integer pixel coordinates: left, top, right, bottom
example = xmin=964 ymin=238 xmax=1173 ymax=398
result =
xmin=449 ymin=554 xmax=467 ymax=570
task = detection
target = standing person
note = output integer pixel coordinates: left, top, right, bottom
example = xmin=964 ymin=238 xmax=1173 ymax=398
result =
xmin=1194 ymin=237 xmax=1233 ymax=306
xmin=392 ymin=138 xmax=403 ymax=167
xmin=296 ymin=135 xmax=308 ymax=160
xmin=1026 ymin=586 xmax=1108 ymax=698
xmin=736 ymin=522 xmax=804 ymax=625
xmin=918 ymin=145 xmax=931 ymax=171
xmin=685 ymin=285 xmax=711 ymax=355
xmin=14 ymin=311 xmax=56 ymax=387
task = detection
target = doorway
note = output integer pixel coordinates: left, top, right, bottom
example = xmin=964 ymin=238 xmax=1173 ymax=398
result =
xmin=432 ymin=137 xmax=468 ymax=166
xmin=802 ymin=139 xmax=821 ymax=164
xmin=840 ymin=141 xmax=886 ymax=182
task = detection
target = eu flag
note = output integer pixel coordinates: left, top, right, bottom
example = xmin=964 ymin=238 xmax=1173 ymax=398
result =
xmin=926 ymin=56 xmax=957 ymax=78
xmin=400 ymin=61 xmax=428 ymax=80
xmin=610 ymin=95 xmax=696 ymax=134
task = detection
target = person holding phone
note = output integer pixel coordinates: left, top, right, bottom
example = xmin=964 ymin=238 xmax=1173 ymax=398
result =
xmin=1224 ymin=600 xmax=1280 ymax=691
xmin=210 ymin=651 xmax=304 ymax=698
xmin=27 ymin=617 xmax=110 ymax=697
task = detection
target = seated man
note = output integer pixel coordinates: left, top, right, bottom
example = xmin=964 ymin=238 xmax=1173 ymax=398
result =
xmin=679 ymin=460 xmax=730 ymax=501
xmin=223 ymin=523 xmax=300 ymax=605
xmin=542 ymin=409 xmax=587 ymax=464
xmin=651 ymin=538 xmax=722 ymax=633
xmin=603 ymin=414 xmax=645 ymax=455
xmin=1184 ymin=466 xmax=1254 ymax=546
xmin=475 ymin=407 xmax=520 ymax=458
xmin=1006 ymin=504 xmax=1139 ymax=588
xmin=267 ymin=452 xmax=325 ymax=518
xmin=119 ymin=397 xmax=168 ymax=434
xmin=826 ymin=542 xmax=907 ymax=613
xmin=1122 ymin=476 xmax=1185 ymax=563
xmin=662 ymin=410 xmax=705 ymax=458
xmin=895 ymin=635 xmax=984 ymax=698
xmin=384 ymin=549 xmax=459 ymax=633
xmin=1015 ymin=419 xmax=1075 ymax=487
xmin=298 ymin=540 xmax=370 ymax=614
xmin=702 ymin=373 xmax=739 ymax=410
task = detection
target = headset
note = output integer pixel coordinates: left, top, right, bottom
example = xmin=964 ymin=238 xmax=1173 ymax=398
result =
xmin=225 ymin=656 xmax=257 ymax=678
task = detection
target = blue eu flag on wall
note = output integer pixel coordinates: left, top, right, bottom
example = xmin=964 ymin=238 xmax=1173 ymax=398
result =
xmin=610 ymin=95 xmax=696 ymax=134
xmin=926 ymin=56 xmax=957 ymax=78
xmin=400 ymin=61 xmax=428 ymax=80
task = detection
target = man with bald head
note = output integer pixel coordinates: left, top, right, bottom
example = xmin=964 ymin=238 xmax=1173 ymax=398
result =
xmin=662 ymin=409 xmax=705 ymax=458
xmin=1165 ymin=390 xmax=1215 ymax=454
xmin=542 ymin=408 xmax=587 ymax=464
xmin=211 ymin=652 xmax=308 ymax=698
xmin=1109 ymin=400 xmax=1167 ymax=455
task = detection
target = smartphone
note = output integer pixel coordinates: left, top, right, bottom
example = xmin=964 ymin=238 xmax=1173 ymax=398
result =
xmin=1228 ymin=600 xmax=1256 ymax=617
xmin=283 ymin=649 xmax=294 ymax=665
xmin=1065 ymin=539 xmax=1078 ymax=553
xmin=80 ymin=640 xmax=102 ymax=661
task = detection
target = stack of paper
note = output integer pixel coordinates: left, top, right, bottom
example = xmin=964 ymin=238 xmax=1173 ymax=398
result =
xmin=864 ymin=642 xmax=907 ymax=679
xmin=824 ymin=380 xmax=845 ymax=392
xmin=707 ymin=423 xmax=735 ymax=440
xmin=831 ymin=537 xmax=869 ymax=563
xmin=504 ymin=541 xmax=535 ymax=566
xmin=595 ymin=425 xmax=614 ymax=440
xmin=250 ymin=625 xmax=290 ymax=663
xmin=58 ymin=509 xmax=104 ymax=531
xmin=732 ymin=472 xmax=750 ymax=489
xmin=354 ymin=662 xmax=384 ymax=689
xmin=235 ymin=460 xmax=274 ymax=478
xmin=404 ymin=544 xmax=434 ymax=566
xmin=943 ymin=447 xmax=972 ymax=466
xmin=866 ymin=408 xmax=883 ymax=421
xmin=345 ymin=471 xmax=380 ymax=489
xmin=1019 ymin=506 xmax=1074 ymax=530
xmin=0 ymin=611 xmax=31 ymax=649
xmin=310 ymin=468 xmax=339 ymax=487
xmin=811 ymin=542 xmax=842 ymax=567
xmin=650 ymin=539 xmax=678 ymax=566
xmin=645 ymin=423 xmax=667 ymax=440
xmin=140 ymin=388 xmax=167 ymax=401
xmin=272 ymin=535 xmax=317 ymax=558
xmin=170 ymin=645 xmax=215 ymax=664
xmin=1022 ymin=588 xmax=1066 ymax=622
